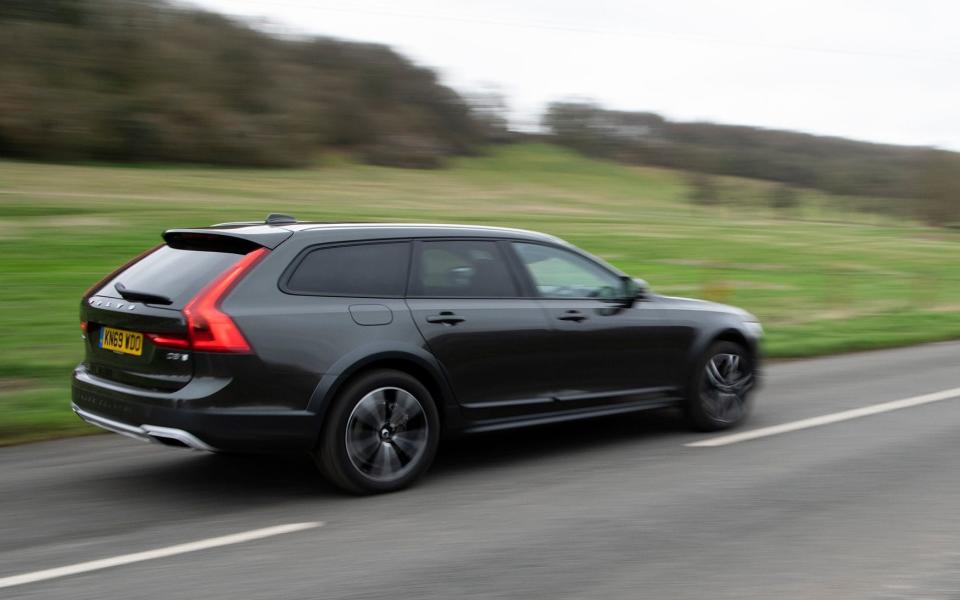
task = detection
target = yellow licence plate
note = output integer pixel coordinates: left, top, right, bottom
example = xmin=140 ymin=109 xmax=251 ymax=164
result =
xmin=99 ymin=326 xmax=143 ymax=356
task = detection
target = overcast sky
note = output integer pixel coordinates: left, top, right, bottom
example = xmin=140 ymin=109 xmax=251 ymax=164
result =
xmin=188 ymin=0 xmax=960 ymax=149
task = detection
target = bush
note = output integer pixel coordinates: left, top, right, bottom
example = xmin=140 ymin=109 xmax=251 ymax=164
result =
xmin=687 ymin=174 xmax=721 ymax=206
xmin=769 ymin=184 xmax=799 ymax=211
xmin=361 ymin=134 xmax=448 ymax=169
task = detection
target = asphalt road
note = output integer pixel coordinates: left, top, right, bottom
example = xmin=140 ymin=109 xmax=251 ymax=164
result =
xmin=2 ymin=341 xmax=960 ymax=599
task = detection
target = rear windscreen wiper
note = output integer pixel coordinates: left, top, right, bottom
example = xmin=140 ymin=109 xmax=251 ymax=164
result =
xmin=114 ymin=282 xmax=173 ymax=305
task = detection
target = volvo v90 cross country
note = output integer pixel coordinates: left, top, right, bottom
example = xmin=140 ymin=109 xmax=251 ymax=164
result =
xmin=73 ymin=215 xmax=761 ymax=494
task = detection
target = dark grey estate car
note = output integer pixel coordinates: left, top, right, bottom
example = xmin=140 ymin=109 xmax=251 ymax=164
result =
xmin=73 ymin=215 xmax=761 ymax=493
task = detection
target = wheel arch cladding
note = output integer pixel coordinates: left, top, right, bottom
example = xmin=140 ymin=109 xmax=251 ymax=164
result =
xmin=714 ymin=328 xmax=751 ymax=353
xmin=308 ymin=349 xmax=458 ymax=429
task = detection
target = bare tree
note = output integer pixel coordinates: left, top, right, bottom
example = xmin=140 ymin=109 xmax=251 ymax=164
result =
xmin=465 ymin=85 xmax=512 ymax=144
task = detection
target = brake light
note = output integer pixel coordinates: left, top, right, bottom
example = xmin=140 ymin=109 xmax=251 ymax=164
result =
xmin=82 ymin=245 xmax=162 ymax=300
xmin=182 ymin=248 xmax=269 ymax=353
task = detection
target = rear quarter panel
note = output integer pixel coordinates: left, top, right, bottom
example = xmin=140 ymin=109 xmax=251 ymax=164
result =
xmin=221 ymin=235 xmax=446 ymax=417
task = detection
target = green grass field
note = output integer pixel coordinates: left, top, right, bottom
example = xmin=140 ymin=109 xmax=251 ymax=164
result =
xmin=3 ymin=143 xmax=960 ymax=444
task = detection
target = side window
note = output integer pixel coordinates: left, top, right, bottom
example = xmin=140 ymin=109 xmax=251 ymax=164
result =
xmin=285 ymin=242 xmax=410 ymax=296
xmin=513 ymin=243 xmax=622 ymax=299
xmin=411 ymin=240 xmax=518 ymax=297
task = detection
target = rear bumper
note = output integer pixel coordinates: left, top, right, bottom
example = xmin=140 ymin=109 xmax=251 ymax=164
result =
xmin=73 ymin=404 xmax=216 ymax=451
xmin=71 ymin=364 xmax=318 ymax=452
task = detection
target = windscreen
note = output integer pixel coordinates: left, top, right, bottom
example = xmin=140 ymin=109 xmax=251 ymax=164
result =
xmin=98 ymin=246 xmax=244 ymax=309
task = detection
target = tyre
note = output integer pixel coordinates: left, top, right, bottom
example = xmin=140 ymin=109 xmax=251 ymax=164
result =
xmin=682 ymin=341 xmax=754 ymax=432
xmin=314 ymin=369 xmax=440 ymax=494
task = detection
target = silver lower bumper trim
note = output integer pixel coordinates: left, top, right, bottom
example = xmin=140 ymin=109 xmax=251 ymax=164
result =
xmin=72 ymin=404 xmax=216 ymax=452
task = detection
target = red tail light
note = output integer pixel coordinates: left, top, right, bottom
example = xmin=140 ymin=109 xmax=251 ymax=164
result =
xmin=182 ymin=248 xmax=269 ymax=353
xmin=82 ymin=245 xmax=162 ymax=300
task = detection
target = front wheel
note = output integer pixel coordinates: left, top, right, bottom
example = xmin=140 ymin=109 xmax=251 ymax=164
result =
xmin=314 ymin=370 xmax=440 ymax=494
xmin=682 ymin=341 xmax=754 ymax=432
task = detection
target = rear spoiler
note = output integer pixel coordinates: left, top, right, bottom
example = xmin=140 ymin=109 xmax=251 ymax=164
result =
xmin=163 ymin=226 xmax=293 ymax=253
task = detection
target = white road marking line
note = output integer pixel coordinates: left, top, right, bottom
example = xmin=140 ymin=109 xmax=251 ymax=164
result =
xmin=687 ymin=386 xmax=960 ymax=447
xmin=0 ymin=521 xmax=322 ymax=590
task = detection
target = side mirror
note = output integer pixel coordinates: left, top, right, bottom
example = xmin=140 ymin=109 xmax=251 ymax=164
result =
xmin=617 ymin=276 xmax=649 ymax=307
xmin=632 ymin=278 xmax=650 ymax=300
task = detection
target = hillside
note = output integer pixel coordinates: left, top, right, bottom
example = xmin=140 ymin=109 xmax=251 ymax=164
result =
xmin=544 ymin=102 xmax=960 ymax=224
xmin=0 ymin=0 xmax=487 ymax=167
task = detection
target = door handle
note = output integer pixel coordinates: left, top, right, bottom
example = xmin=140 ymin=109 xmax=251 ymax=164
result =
xmin=426 ymin=311 xmax=465 ymax=326
xmin=557 ymin=310 xmax=587 ymax=323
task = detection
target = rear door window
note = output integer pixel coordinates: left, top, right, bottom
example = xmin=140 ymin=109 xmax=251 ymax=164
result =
xmin=285 ymin=241 xmax=410 ymax=296
xmin=410 ymin=240 xmax=519 ymax=297
xmin=99 ymin=246 xmax=244 ymax=309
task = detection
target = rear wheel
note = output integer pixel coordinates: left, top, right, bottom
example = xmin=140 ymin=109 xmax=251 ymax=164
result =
xmin=314 ymin=369 xmax=439 ymax=494
xmin=683 ymin=341 xmax=754 ymax=431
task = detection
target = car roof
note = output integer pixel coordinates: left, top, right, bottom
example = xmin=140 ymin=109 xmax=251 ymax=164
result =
xmin=164 ymin=219 xmax=623 ymax=276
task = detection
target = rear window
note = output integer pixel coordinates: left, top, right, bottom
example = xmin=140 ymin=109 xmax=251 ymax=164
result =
xmin=99 ymin=246 xmax=243 ymax=309
xmin=285 ymin=242 xmax=410 ymax=296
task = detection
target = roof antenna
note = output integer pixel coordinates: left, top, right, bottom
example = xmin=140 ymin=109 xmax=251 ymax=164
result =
xmin=265 ymin=213 xmax=296 ymax=225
